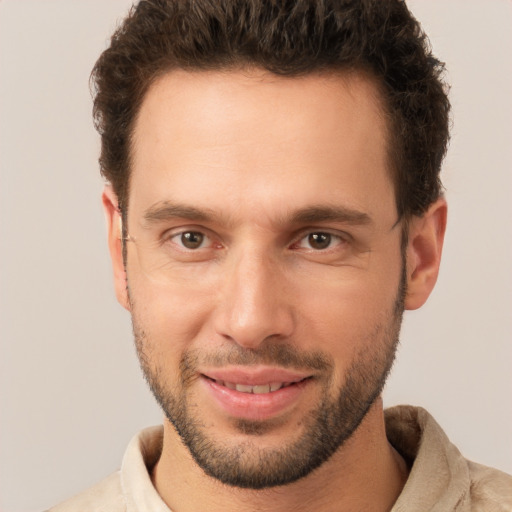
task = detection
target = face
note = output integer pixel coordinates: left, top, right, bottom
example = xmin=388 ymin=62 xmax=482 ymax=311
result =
xmin=120 ymin=69 xmax=406 ymax=488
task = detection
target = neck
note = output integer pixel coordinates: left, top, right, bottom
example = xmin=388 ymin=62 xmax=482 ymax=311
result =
xmin=152 ymin=398 xmax=408 ymax=512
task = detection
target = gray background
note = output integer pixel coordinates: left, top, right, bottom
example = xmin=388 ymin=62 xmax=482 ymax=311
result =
xmin=1 ymin=1 xmax=511 ymax=510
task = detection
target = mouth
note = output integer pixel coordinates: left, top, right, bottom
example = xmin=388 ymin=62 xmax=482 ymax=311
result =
xmin=203 ymin=376 xmax=309 ymax=394
xmin=199 ymin=368 xmax=314 ymax=421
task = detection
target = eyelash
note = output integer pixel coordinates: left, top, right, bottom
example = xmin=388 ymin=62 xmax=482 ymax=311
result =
xmin=167 ymin=230 xmax=216 ymax=251
xmin=164 ymin=228 xmax=349 ymax=253
xmin=292 ymin=231 xmax=347 ymax=252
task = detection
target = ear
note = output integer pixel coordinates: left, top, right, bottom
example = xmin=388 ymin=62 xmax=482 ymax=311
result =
xmin=102 ymin=185 xmax=131 ymax=311
xmin=405 ymin=198 xmax=447 ymax=310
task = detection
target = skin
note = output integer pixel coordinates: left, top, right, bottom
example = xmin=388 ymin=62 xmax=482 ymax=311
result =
xmin=103 ymin=69 xmax=446 ymax=512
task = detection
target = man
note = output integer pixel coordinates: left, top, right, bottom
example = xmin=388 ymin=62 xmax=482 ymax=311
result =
xmin=50 ymin=0 xmax=511 ymax=510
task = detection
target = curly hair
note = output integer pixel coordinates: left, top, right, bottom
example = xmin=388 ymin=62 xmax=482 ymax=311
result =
xmin=91 ymin=0 xmax=450 ymax=219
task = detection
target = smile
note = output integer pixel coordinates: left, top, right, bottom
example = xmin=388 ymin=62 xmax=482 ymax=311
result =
xmin=200 ymin=370 xmax=313 ymax=421
xmin=210 ymin=379 xmax=303 ymax=394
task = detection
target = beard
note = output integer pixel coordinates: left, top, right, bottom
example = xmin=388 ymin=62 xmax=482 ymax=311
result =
xmin=131 ymin=268 xmax=406 ymax=490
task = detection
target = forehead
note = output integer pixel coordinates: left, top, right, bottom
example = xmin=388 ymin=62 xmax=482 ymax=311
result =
xmin=129 ymin=68 xmax=395 ymax=226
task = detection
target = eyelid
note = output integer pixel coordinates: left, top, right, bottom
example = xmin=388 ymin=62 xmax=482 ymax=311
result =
xmin=162 ymin=227 xmax=206 ymax=244
xmin=159 ymin=225 xmax=352 ymax=251
xmin=161 ymin=225 xmax=224 ymax=251
xmin=174 ymin=231 xmax=209 ymax=249
xmin=290 ymin=228 xmax=352 ymax=249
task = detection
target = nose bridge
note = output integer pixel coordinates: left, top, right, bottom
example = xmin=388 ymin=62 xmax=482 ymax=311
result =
xmin=214 ymin=243 xmax=294 ymax=348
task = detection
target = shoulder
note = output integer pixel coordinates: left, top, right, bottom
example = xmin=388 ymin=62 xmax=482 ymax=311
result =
xmin=46 ymin=426 xmax=165 ymax=512
xmin=47 ymin=471 xmax=125 ymax=512
xmin=467 ymin=460 xmax=512 ymax=511
xmin=385 ymin=405 xmax=512 ymax=511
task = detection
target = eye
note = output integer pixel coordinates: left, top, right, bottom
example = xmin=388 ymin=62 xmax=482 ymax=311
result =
xmin=295 ymin=231 xmax=345 ymax=251
xmin=306 ymin=232 xmax=331 ymax=250
xmin=173 ymin=231 xmax=209 ymax=250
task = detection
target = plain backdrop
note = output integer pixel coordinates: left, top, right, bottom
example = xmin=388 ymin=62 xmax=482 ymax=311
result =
xmin=0 ymin=1 xmax=511 ymax=510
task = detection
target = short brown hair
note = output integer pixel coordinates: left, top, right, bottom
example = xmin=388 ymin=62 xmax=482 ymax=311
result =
xmin=91 ymin=0 xmax=450 ymax=219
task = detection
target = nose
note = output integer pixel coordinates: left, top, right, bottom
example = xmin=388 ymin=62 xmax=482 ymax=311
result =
xmin=213 ymin=249 xmax=295 ymax=349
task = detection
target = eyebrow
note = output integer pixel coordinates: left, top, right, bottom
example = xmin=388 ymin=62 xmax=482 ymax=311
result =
xmin=289 ymin=206 xmax=372 ymax=226
xmin=141 ymin=201 xmax=372 ymax=228
xmin=143 ymin=202 xmax=220 ymax=225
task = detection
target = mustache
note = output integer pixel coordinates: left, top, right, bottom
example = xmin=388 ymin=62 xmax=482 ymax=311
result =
xmin=180 ymin=341 xmax=333 ymax=377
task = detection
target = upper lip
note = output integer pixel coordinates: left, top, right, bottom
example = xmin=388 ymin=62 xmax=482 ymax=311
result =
xmin=201 ymin=366 xmax=312 ymax=386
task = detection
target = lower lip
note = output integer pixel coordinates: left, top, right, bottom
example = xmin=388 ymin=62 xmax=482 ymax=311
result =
xmin=201 ymin=376 xmax=311 ymax=421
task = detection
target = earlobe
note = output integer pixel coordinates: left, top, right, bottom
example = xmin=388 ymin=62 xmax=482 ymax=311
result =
xmin=102 ymin=185 xmax=131 ymax=311
xmin=404 ymin=198 xmax=447 ymax=310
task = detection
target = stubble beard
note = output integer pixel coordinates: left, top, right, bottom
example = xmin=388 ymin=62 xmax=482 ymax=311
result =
xmin=131 ymin=269 xmax=406 ymax=490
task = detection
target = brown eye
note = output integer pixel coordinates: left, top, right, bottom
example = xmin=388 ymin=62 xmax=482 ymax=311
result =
xmin=181 ymin=231 xmax=205 ymax=249
xmin=307 ymin=232 xmax=332 ymax=250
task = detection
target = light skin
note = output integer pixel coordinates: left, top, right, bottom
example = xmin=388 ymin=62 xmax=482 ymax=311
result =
xmin=103 ymin=69 xmax=446 ymax=512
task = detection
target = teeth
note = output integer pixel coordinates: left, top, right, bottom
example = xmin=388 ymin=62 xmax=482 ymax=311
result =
xmin=253 ymin=384 xmax=270 ymax=394
xmin=270 ymin=382 xmax=282 ymax=392
xmin=216 ymin=380 xmax=287 ymax=394
xmin=235 ymin=384 xmax=254 ymax=393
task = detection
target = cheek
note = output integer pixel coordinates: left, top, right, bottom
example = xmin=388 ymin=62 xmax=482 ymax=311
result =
xmin=127 ymin=268 xmax=217 ymax=354
xmin=294 ymin=265 xmax=402 ymax=361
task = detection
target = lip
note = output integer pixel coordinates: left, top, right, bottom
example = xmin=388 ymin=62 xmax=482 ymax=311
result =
xmin=200 ymin=366 xmax=313 ymax=421
xmin=202 ymin=366 xmax=311 ymax=386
